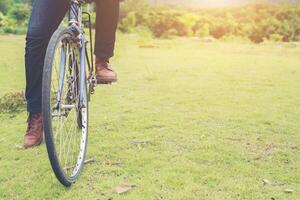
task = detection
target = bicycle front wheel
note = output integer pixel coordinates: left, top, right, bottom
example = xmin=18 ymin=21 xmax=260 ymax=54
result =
xmin=42 ymin=28 xmax=88 ymax=187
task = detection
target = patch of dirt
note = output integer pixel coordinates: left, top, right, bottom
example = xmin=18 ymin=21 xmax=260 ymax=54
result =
xmin=246 ymin=142 xmax=299 ymax=160
xmin=246 ymin=143 xmax=279 ymax=160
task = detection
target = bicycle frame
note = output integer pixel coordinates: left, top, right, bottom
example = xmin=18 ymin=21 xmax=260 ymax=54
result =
xmin=42 ymin=0 xmax=93 ymax=186
xmin=68 ymin=0 xmax=95 ymax=106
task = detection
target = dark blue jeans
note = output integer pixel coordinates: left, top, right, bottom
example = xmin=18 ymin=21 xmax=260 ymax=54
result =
xmin=25 ymin=0 xmax=119 ymax=113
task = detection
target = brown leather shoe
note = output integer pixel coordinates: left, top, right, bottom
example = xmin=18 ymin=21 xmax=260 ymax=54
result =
xmin=24 ymin=113 xmax=43 ymax=149
xmin=95 ymin=61 xmax=117 ymax=84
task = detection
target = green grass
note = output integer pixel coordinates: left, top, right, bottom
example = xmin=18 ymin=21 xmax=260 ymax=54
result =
xmin=0 ymin=33 xmax=299 ymax=200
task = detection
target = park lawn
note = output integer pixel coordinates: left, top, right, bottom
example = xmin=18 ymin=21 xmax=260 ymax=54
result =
xmin=0 ymin=33 xmax=299 ymax=200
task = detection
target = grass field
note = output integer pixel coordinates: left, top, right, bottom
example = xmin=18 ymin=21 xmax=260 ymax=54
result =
xmin=0 ymin=33 xmax=299 ymax=200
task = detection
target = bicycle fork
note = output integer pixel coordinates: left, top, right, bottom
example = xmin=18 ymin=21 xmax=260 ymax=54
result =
xmin=79 ymin=37 xmax=87 ymax=109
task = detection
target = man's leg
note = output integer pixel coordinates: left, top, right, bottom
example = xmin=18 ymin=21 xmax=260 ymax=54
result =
xmin=24 ymin=0 xmax=69 ymax=148
xmin=94 ymin=0 xmax=119 ymax=84
xmin=25 ymin=0 xmax=69 ymax=113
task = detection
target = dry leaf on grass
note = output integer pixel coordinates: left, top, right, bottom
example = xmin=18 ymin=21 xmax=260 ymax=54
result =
xmin=115 ymin=184 xmax=135 ymax=194
xmin=15 ymin=144 xmax=24 ymax=150
xmin=262 ymin=179 xmax=285 ymax=187
xmin=284 ymin=188 xmax=293 ymax=193
xmin=128 ymin=140 xmax=151 ymax=145
xmin=262 ymin=179 xmax=271 ymax=185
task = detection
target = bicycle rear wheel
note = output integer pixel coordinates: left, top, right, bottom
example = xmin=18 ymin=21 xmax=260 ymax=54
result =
xmin=42 ymin=28 xmax=88 ymax=187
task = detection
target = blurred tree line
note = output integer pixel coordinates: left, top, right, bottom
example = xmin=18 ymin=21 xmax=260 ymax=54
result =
xmin=1 ymin=0 xmax=299 ymax=43
xmin=0 ymin=0 xmax=32 ymax=34
xmin=120 ymin=0 xmax=300 ymax=43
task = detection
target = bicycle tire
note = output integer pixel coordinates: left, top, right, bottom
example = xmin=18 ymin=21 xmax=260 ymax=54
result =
xmin=42 ymin=27 xmax=88 ymax=187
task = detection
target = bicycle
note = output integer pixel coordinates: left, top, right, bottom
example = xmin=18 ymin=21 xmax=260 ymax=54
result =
xmin=42 ymin=0 xmax=96 ymax=187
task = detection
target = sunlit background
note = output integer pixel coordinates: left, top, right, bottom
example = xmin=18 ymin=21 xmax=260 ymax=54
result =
xmin=0 ymin=0 xmax=299 ymax=43
xmin=0 ymin=0 xmax=300 ymax=199
xmin=148 ymin=0 xmax=299 ymax=7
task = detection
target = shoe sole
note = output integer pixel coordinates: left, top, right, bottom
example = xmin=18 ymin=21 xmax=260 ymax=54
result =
xmin=96 ymin=78 xmax=117 ymax=85
xmin=23 ymin=137 xmax=43 ymax=149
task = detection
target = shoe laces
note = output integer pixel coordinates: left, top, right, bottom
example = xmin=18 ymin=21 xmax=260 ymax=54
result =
xmin=96 ymin=62 xmax=113 ymax=72
xmin=26 ymin=113 xmax=41 ymax=133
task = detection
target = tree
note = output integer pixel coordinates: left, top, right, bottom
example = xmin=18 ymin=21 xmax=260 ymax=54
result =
xmin=0 ymin=0 xmax=13 ymax=14
xmin=8 ymin=3 xmax=31 ymax=24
